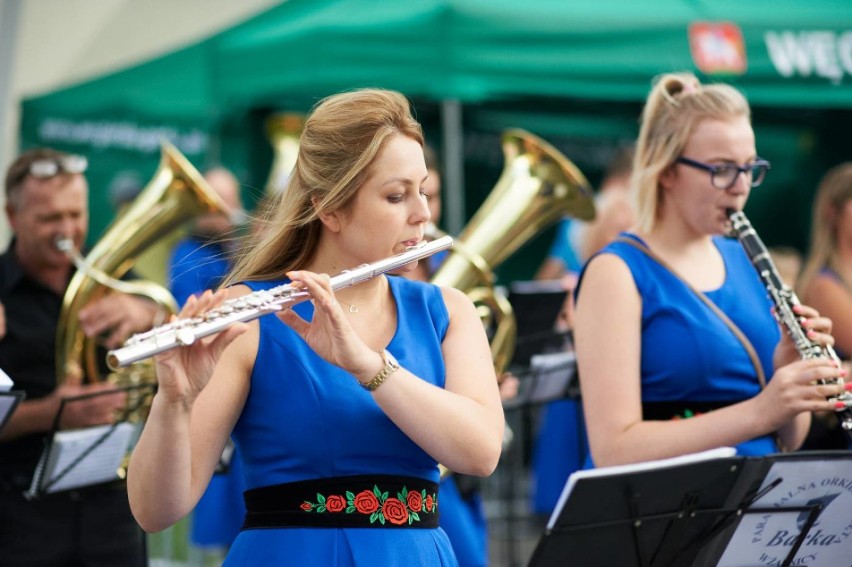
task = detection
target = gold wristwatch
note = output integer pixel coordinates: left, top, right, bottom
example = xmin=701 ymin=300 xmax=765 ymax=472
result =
xmin=362 ymin=349 xmax=399 ymax=391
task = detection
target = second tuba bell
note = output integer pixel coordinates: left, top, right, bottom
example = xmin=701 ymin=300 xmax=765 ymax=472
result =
xmin=431 ymin=129 xmax=595 ymax=373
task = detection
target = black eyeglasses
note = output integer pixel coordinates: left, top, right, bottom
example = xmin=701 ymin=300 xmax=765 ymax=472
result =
xmin=676 ymin=156 xmax=771 ymax=190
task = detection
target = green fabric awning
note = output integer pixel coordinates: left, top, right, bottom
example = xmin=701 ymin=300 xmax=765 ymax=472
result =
xmin=18 ymin=0 xmax=852 ymax=271
xmin=23 ymin=0 xmax=852 ymax=124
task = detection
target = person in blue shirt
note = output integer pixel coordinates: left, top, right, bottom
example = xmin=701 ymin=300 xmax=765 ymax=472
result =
xmin=574 ymin=72 xmax=845 ymax=467
xmin=529 ymin=145 xmax=634 ymax=515
xmin=168 ymin=167 xmax=243 ymax=307
xmin=167 ymin=166 xmax=248 ymax=554
xmin=535 ymin=145 xmax=634 ymax=282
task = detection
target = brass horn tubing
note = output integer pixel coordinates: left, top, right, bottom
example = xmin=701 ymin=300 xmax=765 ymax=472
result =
xmin=55 ymin=143 xmax=231 ymax=384
xmin=57 ymin=237 xmax=176 ymax=308
xmin=265 ymin=112 xmax=304 ymax=195
xmin=428 ymin=227 xmax=495 ymax=289
xmin=466 ymin=286 xmax=517 ymax=376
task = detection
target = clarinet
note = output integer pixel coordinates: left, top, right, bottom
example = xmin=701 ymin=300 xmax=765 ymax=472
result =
xmin=727 ymin=209 xmax=852 ymax=437
xmin=106 ymin=236 xmax=453 ymax=369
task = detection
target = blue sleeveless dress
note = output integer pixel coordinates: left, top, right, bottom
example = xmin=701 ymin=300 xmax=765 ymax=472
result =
xmin=225 ymin=275 xmax=458 ymax=566
xmin=577 ymin=233 xmax=781 ymax=458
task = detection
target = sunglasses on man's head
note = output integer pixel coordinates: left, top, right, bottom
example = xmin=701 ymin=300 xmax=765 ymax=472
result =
xmin=27 ymin=155 xmax=88 ymax=179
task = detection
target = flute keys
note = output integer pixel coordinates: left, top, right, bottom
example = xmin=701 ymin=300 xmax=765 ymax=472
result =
xmin=177 ymin=328 xmax=197 ymax=346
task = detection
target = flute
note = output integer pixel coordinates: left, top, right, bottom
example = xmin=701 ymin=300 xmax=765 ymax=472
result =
xmin=107 ymin=236 xmax=453 ymax=369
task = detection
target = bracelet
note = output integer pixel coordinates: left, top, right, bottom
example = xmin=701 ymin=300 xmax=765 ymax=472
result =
xmin=361 ymin=349 xmax=399 ymax=392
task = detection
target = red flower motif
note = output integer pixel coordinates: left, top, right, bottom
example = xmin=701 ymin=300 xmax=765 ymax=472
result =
xmin=407 ymin=491 xmax=423 ymax=512
xmin=382 ymin=497 xmax=409 ymax=525
xmin=425 ymin=494 xmax=434 ymax=512
xmin=353 ymin=490 xmax=379 ymax=514
xmin=300 ymin=501 xmax=313 ymax=511
xmin=326 ymin=495 xmax=346 ymax=513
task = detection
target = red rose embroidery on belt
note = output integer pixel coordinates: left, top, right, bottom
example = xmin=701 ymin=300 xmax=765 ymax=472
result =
xmin=301 ymin=484 xmax=438 ymax=525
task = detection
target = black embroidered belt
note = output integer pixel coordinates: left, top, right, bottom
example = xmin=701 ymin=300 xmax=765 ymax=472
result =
xmin=642 ymin=400 xmax=739 ymax=421
xmin=242 ymin=474 xmax=440 ymax=529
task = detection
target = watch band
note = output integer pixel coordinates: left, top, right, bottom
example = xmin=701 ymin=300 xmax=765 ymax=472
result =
xmin=361 ymin=349 xmax=399 ymax=392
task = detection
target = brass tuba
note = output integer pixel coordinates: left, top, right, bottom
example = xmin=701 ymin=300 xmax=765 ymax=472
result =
xmin=55 ymin=142 xmax=231 ymax=413
xmin=431 ymin=129 xmax=595 ymax=374
xmin=264 ymin=112 xmax=304 ymax=195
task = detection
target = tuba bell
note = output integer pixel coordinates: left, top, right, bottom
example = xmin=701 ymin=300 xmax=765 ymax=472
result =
xmin=55 ymin=142 xmax=231 ymax=417
xmin=264 ymin=112 xmax=304 ymax=196
xmin=431 ymin=128 xmax=595 ymax=374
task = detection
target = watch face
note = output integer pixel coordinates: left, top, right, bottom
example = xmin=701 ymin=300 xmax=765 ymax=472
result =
xmin=384 ymin=349 xmax=398 ymax=367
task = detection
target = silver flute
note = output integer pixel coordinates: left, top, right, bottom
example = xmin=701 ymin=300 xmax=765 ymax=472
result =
xmin=107 ymin=235 xmax=453 ymax=369
xmin=727 ymin=209 xmax=852 ymax=437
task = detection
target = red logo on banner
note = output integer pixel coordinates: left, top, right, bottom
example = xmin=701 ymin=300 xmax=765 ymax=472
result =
xmin=689 ymin=22 xmax=747 ymax=75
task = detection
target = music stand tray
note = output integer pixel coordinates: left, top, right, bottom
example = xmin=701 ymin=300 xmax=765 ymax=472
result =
xmin=531 ymin=448 xmax=747 ymax=567
xmin=25 ymin=387 xmax=147 ymax=499
xmin=530 ymin=448 xmax=852 ymax=567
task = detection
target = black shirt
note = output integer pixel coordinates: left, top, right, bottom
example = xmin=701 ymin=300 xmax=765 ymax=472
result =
xmin=0 ymin=242 xmax=71 ymax=474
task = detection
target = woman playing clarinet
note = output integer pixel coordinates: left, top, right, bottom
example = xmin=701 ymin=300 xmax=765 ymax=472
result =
xmin=574 ymin=72 xmax=846 ymax=467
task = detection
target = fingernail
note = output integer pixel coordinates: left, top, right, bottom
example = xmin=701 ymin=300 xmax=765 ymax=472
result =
xmin=844 ymin=382 xmax=852 ymax=391
xmin=806 ymin=329 xmax=816 ymax=338
xmin=836 ymin=401 xmax=849 ymax=410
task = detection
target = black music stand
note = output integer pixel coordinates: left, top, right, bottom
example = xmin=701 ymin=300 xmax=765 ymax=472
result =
xmin=504 ymin=351 xmax=577 ymax=411
xmin=528 ymin=449 xmax=852 ymax=567
xmin=25 ymin=384 xmax=152 ymax=499
xmin=507 ymin=280 xmax=569 ymax=368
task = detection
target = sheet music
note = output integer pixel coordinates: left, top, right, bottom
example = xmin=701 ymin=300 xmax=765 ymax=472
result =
xmin=509 ymin=279 xmax=567 ymax=294
xmin=32 ymin=422 xmax=137 ymax=494
xmin=547 ymin=447 xmax=737 ymax=530
xmin=718 ymin=457 xmax=852 ymax=567
xmin=528 ymin=351 xmax=576 ymax=403
xmin=0 ymin=392 xmax=23 ymax=428
xmin=0 ymin=366 xmax=13 ymax=391
xmin=0 ymin=395 xmax=16 ymax=415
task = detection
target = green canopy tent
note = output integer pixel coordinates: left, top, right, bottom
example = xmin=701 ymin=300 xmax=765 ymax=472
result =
xmin=20 ymin=0 xmax=852 ymax=277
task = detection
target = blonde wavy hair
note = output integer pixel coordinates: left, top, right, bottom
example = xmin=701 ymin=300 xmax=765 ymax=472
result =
xmin=797 ymin=162 xmax=852 ymax=296
xmin=225 ymin=88 xmax=424 ymax=285
xmin=633 ymin=72 xmax=751 ymax=232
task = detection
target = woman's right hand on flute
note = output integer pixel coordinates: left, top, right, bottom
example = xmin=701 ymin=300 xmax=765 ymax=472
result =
xmin=277 ymin=271 xmax=378 ymax=378
xmin=153 ymin=289 xmax=249 ymax=406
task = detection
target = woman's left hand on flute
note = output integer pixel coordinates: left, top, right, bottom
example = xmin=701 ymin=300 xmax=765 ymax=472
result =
xmin=153 ymin=289 xmax=249 ymax=406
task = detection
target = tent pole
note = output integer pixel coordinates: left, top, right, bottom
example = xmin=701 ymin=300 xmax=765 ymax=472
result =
xmin=0 ymin=0 xmax=23 ymax=169
xmin=441 ymin=98 xmax=464 ymax=236
xmin=0 ymin=0 xmax=23 ymax=248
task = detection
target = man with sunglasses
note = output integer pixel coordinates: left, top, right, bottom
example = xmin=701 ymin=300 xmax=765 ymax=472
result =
xmin=0 ymin=148 xmax=158 ymax=565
